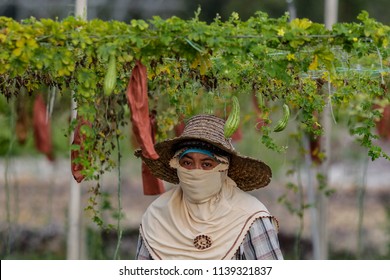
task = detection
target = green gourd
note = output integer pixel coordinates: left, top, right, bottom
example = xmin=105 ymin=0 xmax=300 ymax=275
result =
xmin=103 ymin=54 xmax=117 ymax=96
xmin=224 ymin=96 xmax=240 ymax=138
xmin=273 ymin=103 xmax=290 ymax=132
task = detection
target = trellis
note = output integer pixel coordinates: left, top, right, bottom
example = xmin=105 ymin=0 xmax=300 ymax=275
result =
xmin=1 ymin=9 xmax=389 ymax=259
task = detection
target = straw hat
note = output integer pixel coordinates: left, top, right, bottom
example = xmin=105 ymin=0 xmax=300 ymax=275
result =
xmin=134 ymin=114 xmax=272 ymax=191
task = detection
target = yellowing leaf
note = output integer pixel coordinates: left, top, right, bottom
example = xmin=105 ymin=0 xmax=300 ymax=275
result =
xmin=0 ymin=34 xmax=6 ymax=43
xmin=308 ymin=55 xmax=318 ymax=70
xmin=200 ymin=58 xmax=207 ymax=75
xmin=291 ymin=18 xmax=312 ymax=30
xmin=26 ymin=38 xmax=38 ymax=48
xmin=12 ymin=47 xmax=23 ymax=56
xmin=57 ymin=68 xmax=70 ymax=76
xmin=15 ymin=38 xmax=25 ymax=48
xmin=377 ymin=27 xmax=385 ymax=36
xmin=122 ymin=54 xmax=133 ymax=62
xmin=383 ymin=38 xmax=388 ymax=47
xmin=190 ymin=55 xmax=200 ymax=69
xmin=199 ymin=55 xmax=211 ymax=75
xmin=287 ymin=53 xmax=296 ymax=61
xmin=156 ymin=64 xmax=171 ymax=75
xmin=321 ymin=71 xmax=331 ymax=81
xmin=277 ymin=28 xmax=285 ymax=36
xmin=35 ymin=62 xmax=43 ymax=69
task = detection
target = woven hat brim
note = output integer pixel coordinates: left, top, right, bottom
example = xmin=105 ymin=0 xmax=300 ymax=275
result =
xmin=134 ymin=136 xmax=272 ymax=191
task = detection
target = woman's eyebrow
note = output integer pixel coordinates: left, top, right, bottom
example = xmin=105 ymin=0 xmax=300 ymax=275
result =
xmin=201 ymin=157 xmax=217 ymax=161
xmin=181 ymin=154 xmax=193 ymax=159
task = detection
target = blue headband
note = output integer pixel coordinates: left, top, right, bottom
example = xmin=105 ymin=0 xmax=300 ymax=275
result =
xmin=179 ymin=148 xmax=215 ymax=159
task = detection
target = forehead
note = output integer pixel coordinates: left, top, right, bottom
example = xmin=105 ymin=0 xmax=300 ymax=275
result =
xmin=180 ymin=152 xmax=216 ymax=160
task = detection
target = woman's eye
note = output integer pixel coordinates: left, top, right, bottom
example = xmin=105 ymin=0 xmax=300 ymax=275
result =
xmin=202 ymin=161 xmax=217 ymax=169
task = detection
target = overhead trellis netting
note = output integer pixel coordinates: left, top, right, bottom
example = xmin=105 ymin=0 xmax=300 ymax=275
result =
xmin=0 ymin=10 xmax=389 ymax=180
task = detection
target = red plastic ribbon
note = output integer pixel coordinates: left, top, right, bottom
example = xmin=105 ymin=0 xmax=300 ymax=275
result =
xmin=71 ymin=115 xmax=92 ymax=183
xmin=33 ymin=94 xmax=54 ymax=161
xmin=126 ymin=61 xmax=164 ymax=195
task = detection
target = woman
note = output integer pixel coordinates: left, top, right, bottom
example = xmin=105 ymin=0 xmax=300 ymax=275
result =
xmin=134 ymin=114 xmax=283 ymax=260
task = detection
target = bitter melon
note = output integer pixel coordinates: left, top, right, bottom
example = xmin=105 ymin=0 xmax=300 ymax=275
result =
xmin=224 ymin=96 xmax=240 ymax=138
xmin=273 ymin=103 xmax=290 ymax=132
xmin=103 ymin=54 xmax=117 ymax=96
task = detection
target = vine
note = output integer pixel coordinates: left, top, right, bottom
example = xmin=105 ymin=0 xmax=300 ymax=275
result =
xmin=0 ymin=10 xmax=389 ymax=244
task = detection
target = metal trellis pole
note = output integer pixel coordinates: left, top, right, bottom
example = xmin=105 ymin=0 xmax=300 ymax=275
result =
xmin=67 ymin=0 xmax=88 ymax=260
xmin=315 ymin=0 xmax=338 ymax=260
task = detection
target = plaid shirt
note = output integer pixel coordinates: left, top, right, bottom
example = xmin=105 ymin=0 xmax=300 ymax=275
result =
xmin=135 ymin=217 xmax=283 ymax=260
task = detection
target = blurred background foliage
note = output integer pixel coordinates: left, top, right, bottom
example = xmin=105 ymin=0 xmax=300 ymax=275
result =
xmin=1 ymin=0 xmax=389 ymax=24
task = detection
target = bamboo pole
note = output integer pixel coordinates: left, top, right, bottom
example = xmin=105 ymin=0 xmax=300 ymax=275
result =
xmin=66 ymin=0 xmax=87 ymax=260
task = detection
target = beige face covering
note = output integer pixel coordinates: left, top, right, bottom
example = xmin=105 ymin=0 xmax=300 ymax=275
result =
xmin=177 ymin=167 xmax=224 ymax=203
xmin=175 ymin=154 xmax=229 ymax=204
xmin=140 ymin=154 xmax=275 ymax=260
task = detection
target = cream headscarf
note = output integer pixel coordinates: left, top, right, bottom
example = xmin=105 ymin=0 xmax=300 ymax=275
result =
xmin=139 ymin=152 xmax=276 ymax=260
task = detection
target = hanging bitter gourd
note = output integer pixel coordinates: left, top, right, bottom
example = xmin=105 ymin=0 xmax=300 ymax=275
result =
xmin=257 ymin=92 xmax=264 ymax=109
xmin=103 ymin=54 xmax=117 ymax=96
xmin=273 ymin=103 xmax=290 ymax=132
xmin=224 ymin=96 xmax=240 ymax=138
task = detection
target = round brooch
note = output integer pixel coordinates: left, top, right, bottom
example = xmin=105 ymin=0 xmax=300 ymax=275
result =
xmin=193 ymin=234 xmax=212 ymax=250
